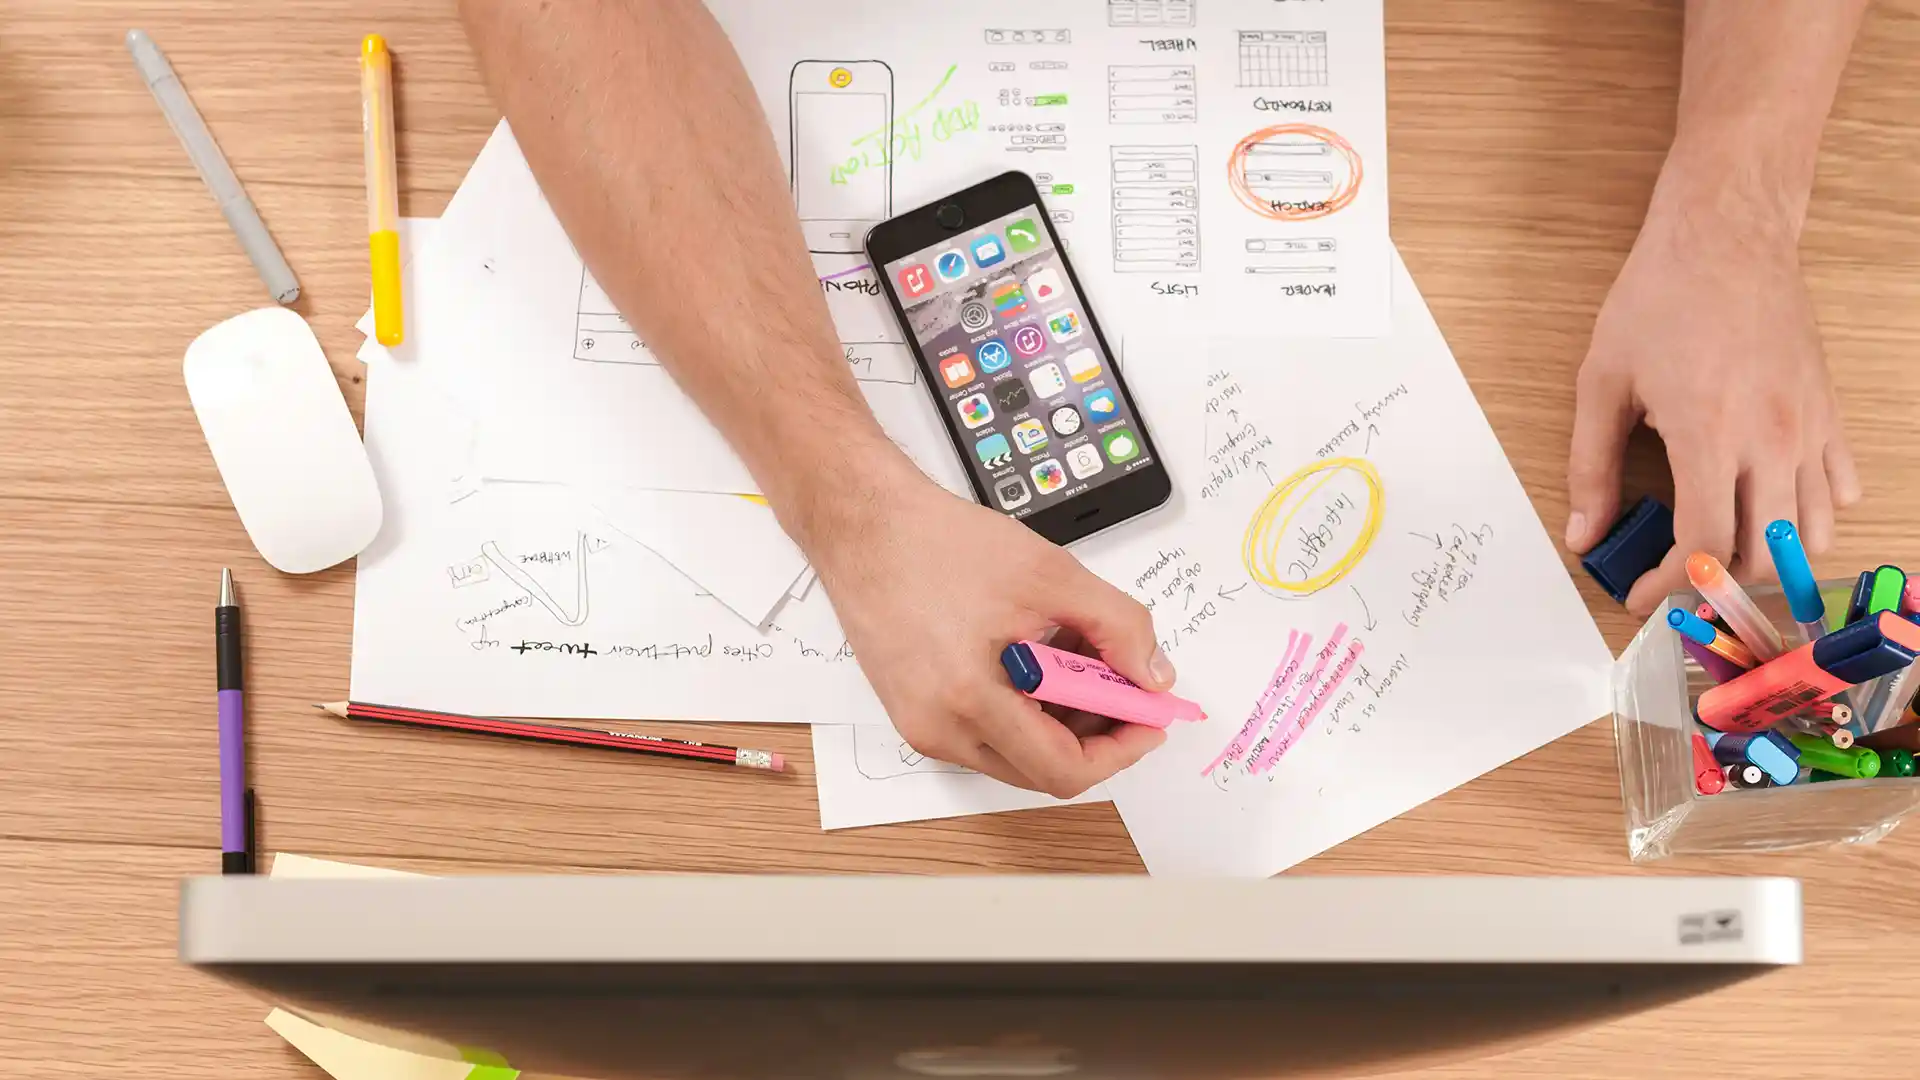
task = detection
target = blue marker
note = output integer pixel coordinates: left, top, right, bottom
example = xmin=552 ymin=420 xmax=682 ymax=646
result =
xmin=1765 ymin=520 xmax=1826 ymax=643
xmin=1668 ymin=608 xmax=1758 ymax=669
xmin=1701 ymin=727 xmax=1801 ymax=787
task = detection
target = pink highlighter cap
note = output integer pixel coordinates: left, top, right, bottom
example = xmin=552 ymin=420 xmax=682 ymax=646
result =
xmin=1001 ymin=640 xmax=1205 ymax=729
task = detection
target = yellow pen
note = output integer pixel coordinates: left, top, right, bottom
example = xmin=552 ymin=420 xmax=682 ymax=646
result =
xmin=361 ymin=34 xmax=403 ymax=345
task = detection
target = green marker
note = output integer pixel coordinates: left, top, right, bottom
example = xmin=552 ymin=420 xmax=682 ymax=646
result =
xmin=1823 ymin=586 xmax=1853 ymax=632
xmin=1868 ymin=565 xmax=1908 ymax=616
xmin=1788 ymin=733 xmax=1882 ymax=779
xmin=1883 ymin=748 xmax=1917 ymax=778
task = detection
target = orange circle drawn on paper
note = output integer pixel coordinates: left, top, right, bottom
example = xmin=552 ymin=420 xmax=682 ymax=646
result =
xmin=1227 ymin=123 xmax=1363 ymax=222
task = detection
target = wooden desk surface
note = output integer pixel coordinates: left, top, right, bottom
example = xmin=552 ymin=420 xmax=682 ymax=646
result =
xmin=5 ymin=1 xmax=1920 ymax=1076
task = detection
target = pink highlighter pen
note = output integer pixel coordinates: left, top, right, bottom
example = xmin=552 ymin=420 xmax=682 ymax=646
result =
xmin=1000 ymin=640 xmax=1206 ymax=729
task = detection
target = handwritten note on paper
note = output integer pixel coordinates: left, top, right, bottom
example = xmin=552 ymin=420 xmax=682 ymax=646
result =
xmin=1087 ymin=252 xmax=1612 ymax=877
xmin=351 ymin=330 xmax=893 ymax=727
xmin=812 ymin=724 xmax=1107 ymax=830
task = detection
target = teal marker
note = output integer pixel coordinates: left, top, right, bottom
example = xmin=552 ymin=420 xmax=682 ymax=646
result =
xmin=1787 ymin=733 xmax=1882 ymax=779
xmin=1764 ymin=521 xmax=1826 ymax=643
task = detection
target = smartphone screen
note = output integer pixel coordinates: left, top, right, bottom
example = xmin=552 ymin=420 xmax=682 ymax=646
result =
xmin=879 ymin=207 xmax=1157 ymax=522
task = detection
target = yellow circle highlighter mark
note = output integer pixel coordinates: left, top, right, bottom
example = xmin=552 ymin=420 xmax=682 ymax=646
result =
xmin=1241 ymin=457 xmax=1384 ymax=595
xmin=828 ymin=66 xmax=854 ymax=88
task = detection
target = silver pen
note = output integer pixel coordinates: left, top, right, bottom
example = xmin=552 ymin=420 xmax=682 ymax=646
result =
xmin=126 ymin=29 xmax=300 ymax=305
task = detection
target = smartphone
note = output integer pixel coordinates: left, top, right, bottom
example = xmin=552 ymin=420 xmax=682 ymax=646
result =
xmin=867 ymin=171 xmax=1172 ymax=545
xmin=789 ymin=61 xmax=894 ymax=254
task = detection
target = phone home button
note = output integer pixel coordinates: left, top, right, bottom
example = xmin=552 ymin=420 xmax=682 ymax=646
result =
xmin=936 ymin=202 xmax=966 ymax=230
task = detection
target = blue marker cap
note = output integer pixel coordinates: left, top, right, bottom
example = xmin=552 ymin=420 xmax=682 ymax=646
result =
xmin=1000 ymin=642 xmax=1044 ymax=693
xmin=1581 ymin=496 xmax=1675 ymax=605
xmin=1668 ymin=607 xmax=1720 ymax=647
xmin=1748 ymin=730 xmax=1802 ymax=785
xmin=1813 ymin=612 xmax=1920 ymax=684
xmin=1764 ymin=520 xmax=1824 ymax=625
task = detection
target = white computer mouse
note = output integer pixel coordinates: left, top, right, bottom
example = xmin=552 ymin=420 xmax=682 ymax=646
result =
xmin=184 ymin=307 xmax=383 ymax=574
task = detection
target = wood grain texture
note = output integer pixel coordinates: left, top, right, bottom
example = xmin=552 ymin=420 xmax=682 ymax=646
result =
xmin=4 ymin=0 xmax=1920 ymax=1076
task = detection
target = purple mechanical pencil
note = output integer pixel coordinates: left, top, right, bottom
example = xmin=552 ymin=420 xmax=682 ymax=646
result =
xmin=217 ymin=568 xmax=254 ymax=873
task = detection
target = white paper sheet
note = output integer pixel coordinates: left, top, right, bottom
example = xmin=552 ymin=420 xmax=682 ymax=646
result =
xmin=410 ymin=0 xmax=1389 ymax=498
xmin=1079 ymin=252 xmax=1612 ymax=877
xmin=350 ymin=306 xmax=891 ymax=725
xmin=585 ymin=487 xmax=809 ymax=626
xmin=811 ymin=723 xmax=1107 ymax=830
xmin=395 ymin=126 xmax=967 ymax=498
xmin=357 ymin=218 xmax=808 ymax=626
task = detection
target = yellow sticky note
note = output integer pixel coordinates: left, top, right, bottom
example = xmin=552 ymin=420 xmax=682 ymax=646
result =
xmin=262 ymin=854 xmax=517 ymax=1079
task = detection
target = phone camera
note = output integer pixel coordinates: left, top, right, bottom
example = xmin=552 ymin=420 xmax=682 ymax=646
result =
xmin=935 ymin=203 xmax=966 ymax=230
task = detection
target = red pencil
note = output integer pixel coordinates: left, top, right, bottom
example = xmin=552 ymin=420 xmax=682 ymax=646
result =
xmin=317 ymin=701 xmax=784 ymax=772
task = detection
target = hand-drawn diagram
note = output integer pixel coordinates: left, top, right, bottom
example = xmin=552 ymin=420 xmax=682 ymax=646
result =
xmin=789 ymin=60 xmax=894 ymax=254
xmin=1110 ymin=146 xmax=1200 ymax=273
xmin=576 ymin=266 xmax=917 ymax=385
xmin=989 ymin=58 xmax=1070 ymax=154
xmin=1241 ymin=457 xmax=1384 ymax=596
xmin=984 ymin=28 xmax=1072 ymax=45
xmin=1243 ymin=236 xmax=1338 ymax=275
xmin=1108 ymin=64 xmax=1198 ymax=124
xmin=1109 ymin=0 xmax=1197 ymax=28
xmin=481 ymin=531 xmax=593 ymax=627
xmin=852 ymin=727 xmax=973 ymax=780
xmin=1237 ymin=31 xmax=1328 ymax=87
xmin=1227 ymin=123 xmax=1362 ymax=221
xmin=1205 ymin=621 xmax=1366 ymax=785
xmin=572 ymin=270 xmax=646 ymax=363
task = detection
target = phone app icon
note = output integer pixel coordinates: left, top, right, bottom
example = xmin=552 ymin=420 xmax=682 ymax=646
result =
xmin=1028 ymin=362 xmax=1067 ymax=400
xmin=1007 ymin=218 xmax=1042 ymax=254
xmin=996 ymin=475 xmax=1032 ymax=510
xmin=991 ymin=279 xmax=1028 ymax=319
xmin=1049 ymin=405 xmax=1082 ymax=436
xmin=1012 ymin=419 xmax=1049 ymax=455
xmin=1067 ymin=444 xmax=1104 ymax=480
xmin=1083 ymin=387 xmax=1118 ymax=420
xmin=996 ymin=382 xmax=1032 ymax=413
xmin=934 ymin=249 xmax=969 ymax=283
xmin=1011 ymin=324 xmax=1046 ymax=358
xmin=1026 ymin=267 xmax=1065 ymax=306
xmin=940 ymin=353 xmax=977 ymax=389
xmin=1046 ymin=309 xmax=1084 ymax=344
xmin=958 ymin=393 xmax=994 ymax=429
xmin=975 ymin=432 xmax=1012 ymax=469
xmin=1064 ymin=347 xmax=1101 ymax=383
xmin=959 ymin=301 xmax=992 ymax=333
xmin=1103 ymin=428 xmax=1141 ymax=464
xmin=1030 ymin=457 xmax=1067 ymax=494
xmin=971 ymin=234 xmax=1007 ymax=268
xmin=898 ymin=264 xmax=933 ymax=299
xmin=976 ymin=339 xmax=1011 ymax=373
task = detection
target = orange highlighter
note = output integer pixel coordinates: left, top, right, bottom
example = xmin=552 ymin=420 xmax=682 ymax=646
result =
xmin=361 ymin=34 xmax=403 ymax=345
xmin=1697 ymin=613 xmax=1920 ymax=733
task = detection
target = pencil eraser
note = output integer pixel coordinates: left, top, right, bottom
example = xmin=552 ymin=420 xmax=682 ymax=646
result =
xmin=1581 ymin=496 xmax=1675 ymax=605
xmin=770 ymin=753 xmax=786 ymax=772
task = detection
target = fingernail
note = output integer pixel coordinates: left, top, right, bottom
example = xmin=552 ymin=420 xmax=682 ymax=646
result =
xmin=1148 ymin=647 xmax=1176 ymax=688
xmin=1564 ymin=512 xmax=1587 ymax=548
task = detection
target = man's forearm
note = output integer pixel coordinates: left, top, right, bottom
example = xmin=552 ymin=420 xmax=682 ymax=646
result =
xmin=1660 ymin=0 xmax=1869 ymax=237
xmin=457 ymin=0 xmax=911 ymax=544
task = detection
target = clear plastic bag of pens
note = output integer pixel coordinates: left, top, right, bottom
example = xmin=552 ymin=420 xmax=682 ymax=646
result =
xmin=1614 ymin=567 xmax=1920 ymax=861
